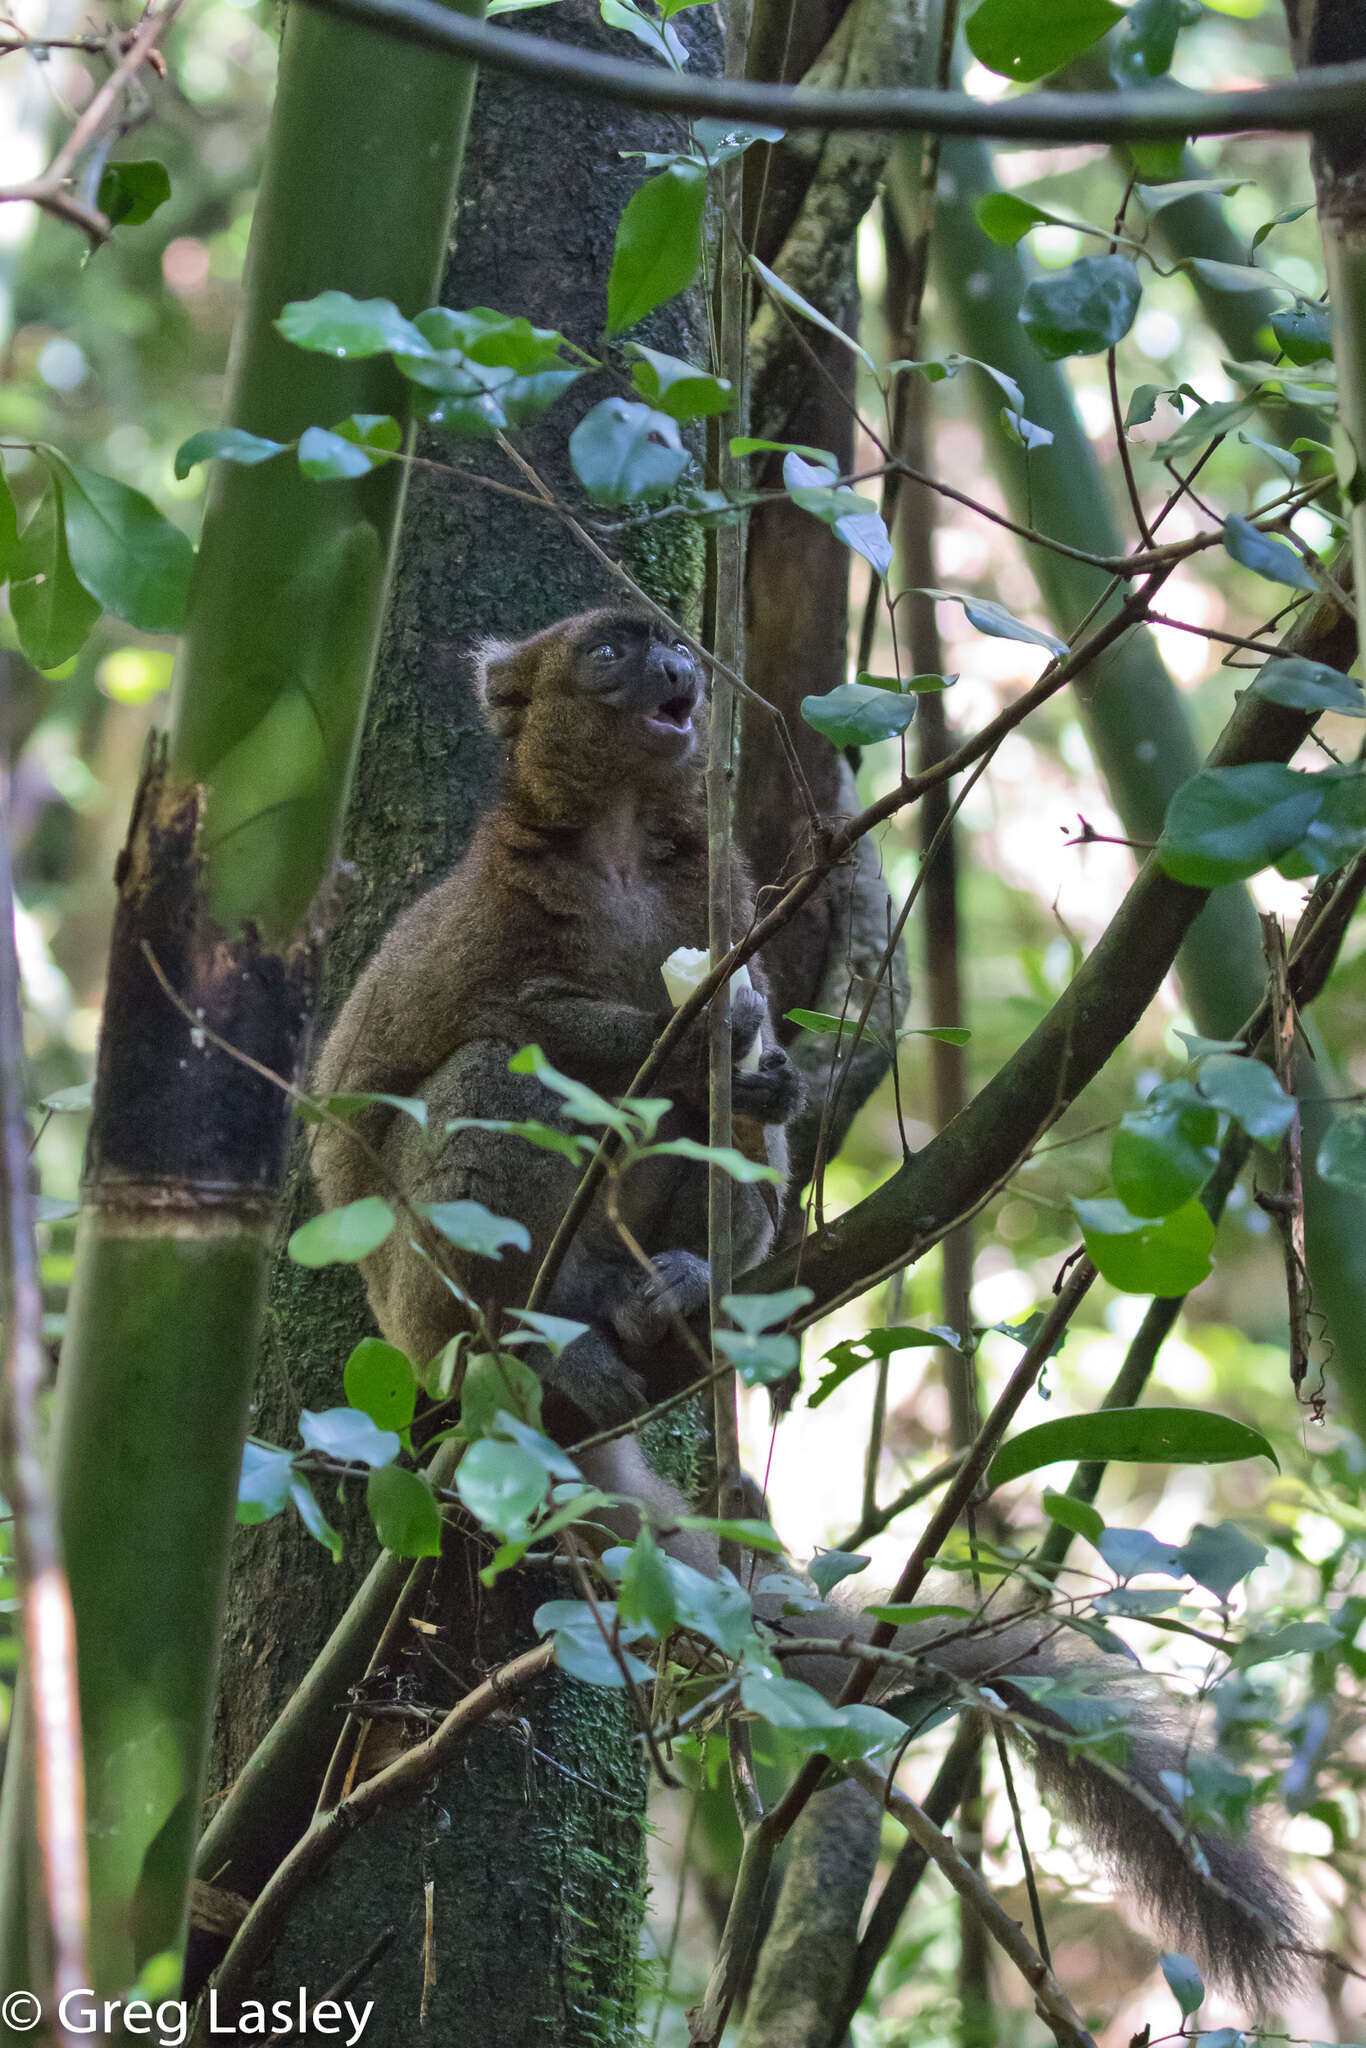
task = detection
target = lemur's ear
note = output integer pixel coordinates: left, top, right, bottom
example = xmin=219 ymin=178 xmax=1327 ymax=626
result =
xmin=470 ymin=637 xmax=531 ymax=737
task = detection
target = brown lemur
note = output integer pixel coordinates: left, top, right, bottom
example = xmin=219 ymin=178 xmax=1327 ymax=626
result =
xmin=311 ymin=607 xmax=1303 ymax=2001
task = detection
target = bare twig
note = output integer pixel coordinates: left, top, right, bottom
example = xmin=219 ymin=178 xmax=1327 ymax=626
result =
xmin=849 ymin=1763 xmax=1097 ymax=2048
xmin=0 ymin=765 xmax=89 ymax=2034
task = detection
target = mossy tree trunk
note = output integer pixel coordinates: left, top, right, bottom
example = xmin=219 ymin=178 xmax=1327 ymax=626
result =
xmin=204 ymin=7 xmax=722 ymax=2041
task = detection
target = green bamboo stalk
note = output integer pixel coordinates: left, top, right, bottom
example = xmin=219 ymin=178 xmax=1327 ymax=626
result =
xmin=898 ymin=133 xmax=1366 ymax=1415
xmin=0 ymin=0 xmax=485 ymax=2003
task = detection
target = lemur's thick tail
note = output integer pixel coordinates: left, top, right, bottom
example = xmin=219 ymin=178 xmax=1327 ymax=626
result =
xmin=996 ymin=1676 xmax=1305 ymax=2002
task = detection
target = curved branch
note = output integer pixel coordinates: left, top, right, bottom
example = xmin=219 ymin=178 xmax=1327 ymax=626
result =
xmin=295 ymin=0 xmax=1366 ymax=144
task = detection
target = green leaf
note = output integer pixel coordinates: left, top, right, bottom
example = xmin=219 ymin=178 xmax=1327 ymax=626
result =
xmin=0 ymin=470 xmax=16 ymax=583
xmin=601 ymin=0 xmax=687 ymax=66
xmin=533 ymin=1597 xmax=653 ymax=1687
xmin=1151 ymin=396 xmax=1254 ymax=461
xmin=986 ymin=1406 xmax=1277 ymax=1491
xmin=626 ymin=344 xmax=732 ymax=420
xmin=1041 ymin=1490 xmax=1104 ymax=1545
xmin=1158 ymin=763 xmax=1325 ymax=886
xmin=569 ymin=397 xmax=689 ymax=505
xmin=1193 ymin=1053 xmax=1295 ymax=1145
xmin=457 ymin=1437 xmax=551 ymax=1538
xmin=1231 ymin=1619 xmax=1340 ymax=1668
xmin=300 ymin=1406 xmax=400 ymax=1468
xmin=288 ymin=1197 xmax=396 ymax=1266
xmin=1111 ymin=1081 xmax=1219 ymax=1217
xmin=715 ymin=1327 xmax=799 ymax=1385
xmin=1019 ymin=255 xmax=1141 ymax=360
xmin=504 ymin=1308 xmax=591 ymax=1354
xmin=237 ymin=1443 xmax=293 ymax=1525
xmin=443 ymin=1113 xmax=593 ymax=1164
xmin=276 ymin=290 xmax=427 ymax=358
xmin=367 ymin=1464 xmax=443 ymax=1557
xmin=343 ymin=1338 xmax=417 ymax=1432
xmin=721 ymin=1287 xmax=812 ymax=1333
xmin=965 ymin=0 xmax=1122 ymax=80
xmin=1317 ymin=1112 xmax=1366 ymax=1191
xmin=419 ymin=1199 xmax=531 ymax=1259
xmin=333 ymin=413 xmax=403 ymax=459
xmin=780 ymin=454 xmax=892 ymax=574
xmin=786 ymin=1006 xmax=890 ymax=1056
xmin=1254 ymin=655 xmax=1363 ymax=717
xmin=289 ymin=1477 xmax=342 ymax=1562
xmin=907 ymin=1026 xmax=972 ymax=1045
xmin=1180 ymin=257 xmax=1296 ymax=298
xmin=1074 ymin=1195 xmax=1214 ymax=1294
xmin=648 ymin=1136 xmax=782 ymax=1183
xmin=606 ymin=162 xmax=706 ymax=336
xmin=1113 ymin=0 xmax=1183 ymax=78
xmin=739 ymin=1671 xmax=904 ymax=1763
xmin=973 ymin=193 xmax=1056 ymax=247
xmin=618 ymin=1535 xmax=755 ymax=1655
xmin=1160 ymin=1954 xmax=1205 ymax=2017
xmin=1271 ymin=300 xmax=1333 ymax=365
xmin=921 ymin=589 xmax=1068 ymax=655
xmin=800 ymin=680 xmax=915 ymax=746
xmin=174 ymin=428 xmax=285 ymax=480
xmin=1222 ymin=514 xmax=1317 ymax=591
xmin=812 ymin=1326 xmax=961 ymax=1407
xmin=1178 ymin=1521 xmax=1265 ymax=1599
xmin=1134 ymin=177 xmax=1249 ymax=212
xmin=297 ymin=426 xmax=376 ymax=481
xmin=1097 ymin=1527 xmax=1186 ymax=1578
xmin=808 ymin=1551 xmax=871 ymax=1597
xmin=9 ymin=481 xmax=102 ymax=669
xmin=52 ymin=459 xmax=194 ymax=634
xmin=39 ymin=1083 xmax=92 ymax=1112
xmin=460 ymin=1351 xmax=544 ymax=1436
xmin=318 ymin=1091 xmax=428 ymax=1128
xmin=507 ymin=1043 xmax=636 ymax=1132
xmin=98 ymin=158 xmax=171 ymax=227
xmin=749 ymin=256 xmax=875 ymax=372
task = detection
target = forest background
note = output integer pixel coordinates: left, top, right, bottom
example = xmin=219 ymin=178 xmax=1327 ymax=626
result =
xmin=1 ymin=0 xmax=1366 ymax=2043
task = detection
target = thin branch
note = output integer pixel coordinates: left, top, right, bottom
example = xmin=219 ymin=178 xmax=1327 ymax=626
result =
xmin=848 ymin=1764 xmax=1097 ymax=2048
xmin=0 ymin=1 xmax=181 ymax=242
xmin=206 ymin=1643 xmax=554 ymax=2016
xmin=0 ymin=763 xmax=89 ymax=2034
xmin=293 ymin=0 xmax=1366 ymax=144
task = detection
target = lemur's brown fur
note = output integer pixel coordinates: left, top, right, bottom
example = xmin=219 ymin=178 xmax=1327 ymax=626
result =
xmin=312 ymin=609 xmax=1303 ymax=2003
xmin=312 ymin=607 xmax=800 ymax=1435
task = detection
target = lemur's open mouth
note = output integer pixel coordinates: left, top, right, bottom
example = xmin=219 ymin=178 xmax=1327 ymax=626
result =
xmin=652 ymin=694 xmax=695 ymax=731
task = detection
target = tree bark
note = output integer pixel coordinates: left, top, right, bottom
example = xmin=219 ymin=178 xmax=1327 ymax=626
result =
xmin=206 ymin=7 xmax=721 ymax=2040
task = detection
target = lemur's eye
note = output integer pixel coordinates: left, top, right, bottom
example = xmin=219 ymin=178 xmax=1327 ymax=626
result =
xmin=591 ymin=642 xmax=617 ymax=662
xmin=673 ymin=639 xmax=691 ymax=655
